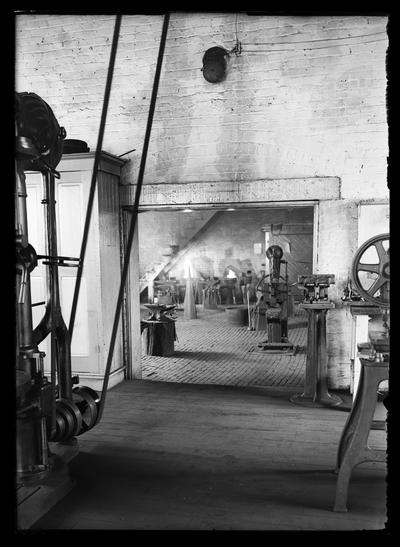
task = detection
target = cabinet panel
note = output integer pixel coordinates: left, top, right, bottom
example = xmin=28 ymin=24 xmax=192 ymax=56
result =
xmin=23 ymin=152 xmax=125 ymax=391
xmin=60 ymin=275 xmax=90 ymax=358
xmin=57 ymin=183 xmax=84 ymax=258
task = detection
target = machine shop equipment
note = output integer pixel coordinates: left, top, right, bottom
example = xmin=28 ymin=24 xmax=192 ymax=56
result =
xmin=290 ymin=273 xmax=341 ymax=408
xmin=252 ymin=245 xmax=296 ymax=354
xmin=334 ymin=233 xmax=389 ymax=512
xmin=297 ymin=274 xmax=335 ymax=303
xmin=15 ymin=91 xmax=101 ymax=526
xmin=15 ymin=12 xmax=170 ymax=529
xmin=202 ymin=276 xmax=221 ymax=309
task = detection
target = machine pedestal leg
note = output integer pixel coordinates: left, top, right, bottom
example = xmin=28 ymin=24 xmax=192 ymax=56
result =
xmin=290 ymin=306 xmax=342 ymax=408
xmin=333 ymin=359 xmax=388 ymax=512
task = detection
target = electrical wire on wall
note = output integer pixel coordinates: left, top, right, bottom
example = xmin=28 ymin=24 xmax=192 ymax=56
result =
xmin=229 ymin=13 xmax=242 ymax=56
xmin=240 ymin=31 xmax=387 ymax=53
xmin=221 ymin=16 xmax=386 ymax=61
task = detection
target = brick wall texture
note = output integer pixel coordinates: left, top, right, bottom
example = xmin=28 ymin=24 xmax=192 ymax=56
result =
xmin=15 ymin=13 xmax=388 ymax=200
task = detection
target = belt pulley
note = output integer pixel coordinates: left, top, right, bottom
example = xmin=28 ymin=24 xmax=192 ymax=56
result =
xmin=351 ymin=233 xmax=390 ymax=308
xmin=50 ymin=386 xmax=100 ymax=442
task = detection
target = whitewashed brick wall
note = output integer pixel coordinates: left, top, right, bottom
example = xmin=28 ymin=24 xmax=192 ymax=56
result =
xmin=15 ymin=13 xmax=388 ymax=200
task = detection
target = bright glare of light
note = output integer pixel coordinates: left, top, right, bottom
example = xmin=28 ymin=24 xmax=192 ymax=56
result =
xmin=226 ymin=269 xmax=237 ymax=279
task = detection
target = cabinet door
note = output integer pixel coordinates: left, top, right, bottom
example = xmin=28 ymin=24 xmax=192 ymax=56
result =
xmin=55 ymin=170 xmax=101 ymax=375
xmin=25 ymin=170 xmax=101 ymax=377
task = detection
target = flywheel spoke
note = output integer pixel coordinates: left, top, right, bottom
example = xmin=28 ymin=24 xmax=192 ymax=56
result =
xmin=367 ymin=275 xmax=387 ymax=297
xmin=357 ymin=262 xmax=380 ymax=274
xmin=374 ymin=239 xmax=389 ymax=264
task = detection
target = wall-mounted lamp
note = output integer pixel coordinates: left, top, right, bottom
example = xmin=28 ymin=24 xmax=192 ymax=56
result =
xmin=202 ymin=46 xmax=229 ymax=83
xmin=182 ymin=208 xmax=194 ymax=212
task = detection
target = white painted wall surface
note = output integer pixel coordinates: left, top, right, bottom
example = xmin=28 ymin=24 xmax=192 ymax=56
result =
xmin=15 ymin=13 xmax=388 ymax=200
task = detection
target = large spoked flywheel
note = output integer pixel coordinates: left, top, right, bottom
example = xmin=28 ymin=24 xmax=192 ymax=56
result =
xmin=351 ymin=233 xmax=390 ymax=308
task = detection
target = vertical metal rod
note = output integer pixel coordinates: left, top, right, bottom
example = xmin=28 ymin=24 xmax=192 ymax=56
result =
xmin=16 ymin=168 xmax=35 ymax=352
xmin=68 ymin=13 xmax=122 ymax=339
xmin=42 ymin=173 xmax=57 ymax=434
xmin=96 ymin=12 xmax=170 ymax=423
xmin=43 ymin=171 xmax=73 ymax=400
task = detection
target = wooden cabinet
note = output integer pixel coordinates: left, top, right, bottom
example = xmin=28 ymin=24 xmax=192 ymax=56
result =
xmin=26 ymin=151 xmax=126 ymax=391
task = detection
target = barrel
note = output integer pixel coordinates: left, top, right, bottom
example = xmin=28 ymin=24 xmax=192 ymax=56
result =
xmin=225 ymin=305 xmax=248 ymax=326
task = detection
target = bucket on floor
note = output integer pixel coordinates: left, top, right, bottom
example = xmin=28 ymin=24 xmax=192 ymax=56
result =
xmin=225 ymin=305 xmax=248 ymax=326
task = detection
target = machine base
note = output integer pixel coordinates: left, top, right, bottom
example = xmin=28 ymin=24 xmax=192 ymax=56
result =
xmin=16 ymin=438 xmax=79 ymax=530
xmin=289 ymin=392 xmax=343 ymax=408
xmin=256 ymin=342 xmax=297 ymax=355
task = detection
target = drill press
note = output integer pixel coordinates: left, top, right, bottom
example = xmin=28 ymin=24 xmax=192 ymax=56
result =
xmin=290 ymin=273 xmax=340 ymax=407
xmin=254 ymin=245 xmax=296 ymax=354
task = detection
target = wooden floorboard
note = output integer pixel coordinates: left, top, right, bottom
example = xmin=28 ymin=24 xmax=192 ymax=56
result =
xmin=29 ymin=380 xmax=388 ymax=531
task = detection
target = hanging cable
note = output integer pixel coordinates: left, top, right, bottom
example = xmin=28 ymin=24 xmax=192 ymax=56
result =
xmin=68 ymin=13 xmax=122 ymax=339
xmin=229 ymin=13 xmax=242 ymax=56
xmin=243 ymin=37 xmax=387 ymax=53
xmin=241 ymin=30 xmax=387 ymax=46
xmin=95 ymin=12 xmax=170 ymax=424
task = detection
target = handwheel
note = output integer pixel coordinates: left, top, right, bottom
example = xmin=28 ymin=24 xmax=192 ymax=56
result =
xmin=351 ymin=233 xmax=389 ymax=308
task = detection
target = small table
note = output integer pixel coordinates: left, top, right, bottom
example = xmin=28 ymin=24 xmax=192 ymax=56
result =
xmin=290 ymin=302 xmax=342 ymax=408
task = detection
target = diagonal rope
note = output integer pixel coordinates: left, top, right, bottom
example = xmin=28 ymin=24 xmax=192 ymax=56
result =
xmin=68 ymin=13 xmax=122 ymax=339
xmin=95 ymin=12 xmax=170 ymax=424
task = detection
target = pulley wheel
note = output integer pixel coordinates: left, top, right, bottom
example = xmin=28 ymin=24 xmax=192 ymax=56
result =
xmin=52 ymin=411 xmax=67 ymax=442
xmin=351 ymin=233 xmax=389 ymax=308
xmin=72 ymin=389 xmax=98 ymax=433
xmin=55 ymin=398 xmax=83 ymax=441
xmin=74 ymin=385 xmax=100 ymax=405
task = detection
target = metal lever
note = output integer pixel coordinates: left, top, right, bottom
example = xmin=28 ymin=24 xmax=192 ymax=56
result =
xmin=18 ymin=267 xmax=28 ymax=304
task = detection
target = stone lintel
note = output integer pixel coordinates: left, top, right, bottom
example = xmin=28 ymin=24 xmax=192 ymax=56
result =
xmin=121 ymin=177 xmax=340 ymax=207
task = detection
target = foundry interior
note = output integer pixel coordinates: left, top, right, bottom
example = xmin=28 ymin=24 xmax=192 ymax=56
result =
xmin=15 ymin=12 xmax=390 ymax=532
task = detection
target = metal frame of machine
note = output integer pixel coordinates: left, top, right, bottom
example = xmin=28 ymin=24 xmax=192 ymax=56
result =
xmin=15 ymin=91 xmax=102 ymax=528
xmin=333 ymin=233 xmax=389 ymax=512
xmin=15 ymin=12 xmax=171 ymax=529
xmin=252 ymin=245 xmax=296 ymax=354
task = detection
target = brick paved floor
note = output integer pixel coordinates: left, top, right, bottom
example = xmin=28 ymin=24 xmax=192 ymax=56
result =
xmin=141 ymin=306 xmax=308 ymax=388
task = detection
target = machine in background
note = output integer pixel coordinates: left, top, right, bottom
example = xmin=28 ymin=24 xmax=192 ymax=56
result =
xmin=252 ymin=245 xmax=296 ymax=354
xmin=334 ymin=233 xmax=389 ymax=512
xmin=296 ymin=274 xmax=335 ymax=304
xmin=290 ymin=273 xmax=340 ymax=408
xmin=15 ymin=92 xmax=100 ymax=528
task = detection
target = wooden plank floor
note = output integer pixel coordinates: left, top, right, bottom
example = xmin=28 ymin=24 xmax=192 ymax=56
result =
xmin=30 ymin=380 xmax=388 ymax=531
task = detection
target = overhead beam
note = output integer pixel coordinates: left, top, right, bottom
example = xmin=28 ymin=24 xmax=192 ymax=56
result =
xmin=121 ymin=177 xmax=340 ymax=208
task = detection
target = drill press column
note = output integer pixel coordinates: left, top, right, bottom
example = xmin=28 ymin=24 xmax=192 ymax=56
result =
xmin=290 ymin=302 xmax=342 ymax=407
